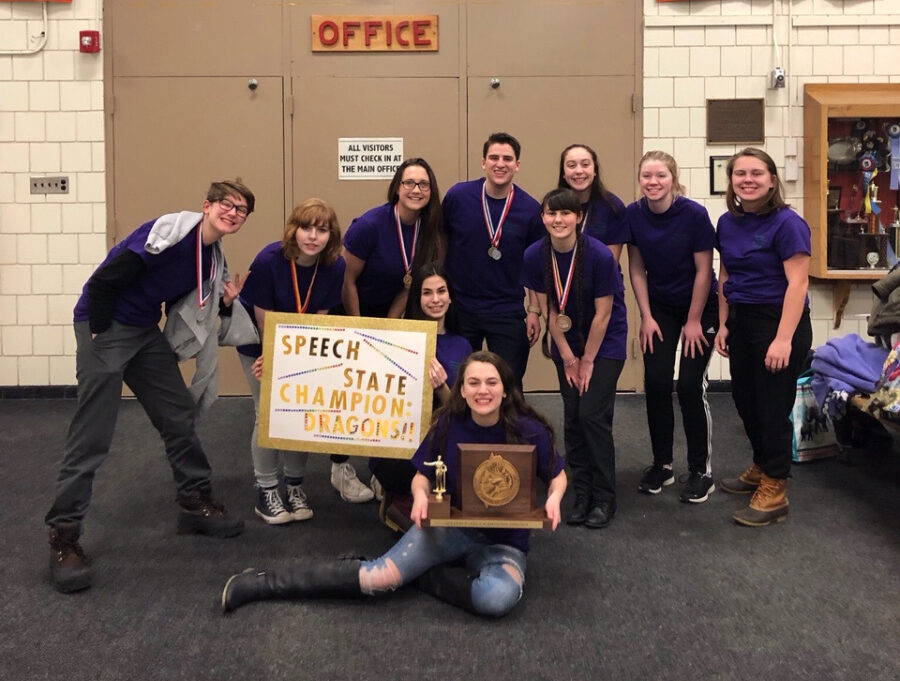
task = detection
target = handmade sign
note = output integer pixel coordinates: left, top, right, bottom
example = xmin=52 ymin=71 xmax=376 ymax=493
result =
xmin=258 ymin=312 xmax=436 ymax=459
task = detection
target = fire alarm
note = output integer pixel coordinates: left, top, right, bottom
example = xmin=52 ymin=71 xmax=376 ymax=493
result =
xmin=79 ymin=30 xmax=100 ymax=53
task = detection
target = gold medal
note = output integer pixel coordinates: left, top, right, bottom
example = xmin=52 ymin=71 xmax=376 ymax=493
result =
xmin=403 ymin=272 xmax=412 ymax=288
xmin=556 ymin=314 xmax=572 ymax=332
xmin=488 ymin=246 xmax=502 ymax=260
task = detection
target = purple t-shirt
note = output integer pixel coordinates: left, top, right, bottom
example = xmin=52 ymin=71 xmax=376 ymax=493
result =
xmin=237 ymin=241 xmax=345 ymax=357
xmin=627 ymin=196 xmax=718 ymax=307
xmin=521 ymin=236 xmax=627 ymax=362
xmin=343 ymin=202 xmax=417 ymax=315
xmin=581 ymin=194 xmax=629 ymax=246
xmin=73 ymin=217 xmax=210 ymax=326
xmin=436 ymin=332 xmax=473 ymax=393
xmin=412 ymin=412 xmax=564 ymax=553
xmin=715 ymin=207 xmax=811 ymax=305
xmin=443 ymin=179 xmax=543 ymax=315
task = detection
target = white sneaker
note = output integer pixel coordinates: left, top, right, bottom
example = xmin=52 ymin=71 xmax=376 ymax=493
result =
xmin=370 ymin=475 xmax=384 ymax=502
xmin=285 ymin=483 xmax=314 ymax=521
xmin=331 ymin=462 xmax=375 ymax=503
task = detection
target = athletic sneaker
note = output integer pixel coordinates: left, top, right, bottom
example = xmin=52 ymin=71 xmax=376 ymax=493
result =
xmin=331 ymin=462 xmax=375 ymax=503
xmin=637 ymin=464 xmax=675 ymax=495
xmin=254 ymin=485 xmax=292 ymax=525
xmin=680 ymin=472 xmax=715 ymax=503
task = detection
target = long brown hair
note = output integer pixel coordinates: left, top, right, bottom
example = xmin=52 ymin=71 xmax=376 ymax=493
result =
xmin=431 ymin=351 xmax=557 ymax=458
xmin=386 ymin=158 xmax=444 ymax=269
xmin=725 ymin=147 xmax=789 ymax=216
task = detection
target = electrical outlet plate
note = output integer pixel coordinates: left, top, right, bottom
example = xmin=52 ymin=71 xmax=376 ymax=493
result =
xmin=30 ymin=176 xmax=69 ymax=194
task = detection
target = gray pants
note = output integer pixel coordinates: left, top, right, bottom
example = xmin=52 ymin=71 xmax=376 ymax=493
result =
xmin=238 ymin=353 xmax=308 ymax=488
xmin=45 ymin=321 xmax=213 ymax=527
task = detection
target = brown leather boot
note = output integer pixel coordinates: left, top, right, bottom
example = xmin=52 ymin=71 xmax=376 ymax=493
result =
xmin=48 ymin=522 xmax=92 ymax=593
xmin=732 ymin=474 xmax=789 ymax=526
xmin=719 ymin=463 xmax=763 ymax=495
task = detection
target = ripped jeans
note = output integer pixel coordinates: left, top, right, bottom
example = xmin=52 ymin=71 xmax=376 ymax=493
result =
xmin=360 ymin=525 xmax=526 ymax=616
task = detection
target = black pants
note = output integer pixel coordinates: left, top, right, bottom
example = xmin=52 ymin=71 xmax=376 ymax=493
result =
xmin=456 ymin=308 xmax=530 ymax=391
xmin=643 ymin=296 xmax=718 ymax=474
xmin=45 ymin=322 xmax=212 ymax=527
xmin=726 ymin=305 xmax=812 ymax=479
xmin=556 ymin=357 xmax=624 ymax=505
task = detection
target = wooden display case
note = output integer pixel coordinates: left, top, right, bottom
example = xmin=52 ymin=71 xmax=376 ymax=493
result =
xmin=803 ymin=83 xmax=900 ymax=281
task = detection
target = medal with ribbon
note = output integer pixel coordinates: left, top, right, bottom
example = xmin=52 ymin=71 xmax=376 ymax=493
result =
xmin=551 ymin=243 xmax=577 ymax=333
xmin=482 ymin=180 xmax=514 ymax=261
xmin=394 ymin=204 xmax=420 ymax=288
xmin=290 ymin=258 xmax=320 ymax=313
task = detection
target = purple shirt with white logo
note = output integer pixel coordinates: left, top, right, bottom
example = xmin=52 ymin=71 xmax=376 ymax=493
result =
xmin=715 ymin=207 xmax=811 ymax=305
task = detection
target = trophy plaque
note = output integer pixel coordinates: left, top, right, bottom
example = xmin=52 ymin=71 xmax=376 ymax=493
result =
xmin=423 ymin=443 xmax=551 ymax=529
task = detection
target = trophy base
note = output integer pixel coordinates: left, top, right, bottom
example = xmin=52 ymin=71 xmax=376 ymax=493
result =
xmin=422 ymin=507 xmax=551 ymax=530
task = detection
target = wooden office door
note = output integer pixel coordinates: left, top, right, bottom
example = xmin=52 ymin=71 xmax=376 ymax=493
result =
xmin=110 ymin=76 xmax=286 ymax=394
xmin=467 ymin=76 xmax=642 ymax=391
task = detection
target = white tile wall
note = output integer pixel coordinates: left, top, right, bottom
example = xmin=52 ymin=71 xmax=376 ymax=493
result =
xmin=1 ymin=2 xmax=103 ymax=386
xmin=641 ymin=0 xmax=899 ymax=381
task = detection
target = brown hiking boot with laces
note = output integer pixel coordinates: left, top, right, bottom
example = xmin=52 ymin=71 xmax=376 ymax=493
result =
xmin=732 ymin=473 xmax=789 ymax=526
xmin=719 ymin=463 xmax=763 ymax=495
xmin=48 ymin=522 xmax=92 ymax=593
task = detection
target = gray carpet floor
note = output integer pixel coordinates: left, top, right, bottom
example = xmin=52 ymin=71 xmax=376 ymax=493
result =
xmin=1 ymin=393 xmax=898 ymax=681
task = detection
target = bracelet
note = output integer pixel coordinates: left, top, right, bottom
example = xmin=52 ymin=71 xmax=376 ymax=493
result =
xmin=526 ymin=305 xmax=541 ymax=316
xmin=564 ymin=357 xmax=578 ymax=367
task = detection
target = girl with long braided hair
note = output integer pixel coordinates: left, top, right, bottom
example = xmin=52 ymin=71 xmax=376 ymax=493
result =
xmin=522 ymin=188 xmax=627 ymax=529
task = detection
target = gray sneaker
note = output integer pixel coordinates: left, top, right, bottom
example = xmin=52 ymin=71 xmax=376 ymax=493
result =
xmin=330 ymin=462 xmax=375 ymax=503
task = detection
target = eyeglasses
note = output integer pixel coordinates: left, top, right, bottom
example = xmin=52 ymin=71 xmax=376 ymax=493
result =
xmin=218 ymin=198 xmax=250 ymax=217
xmin=399 ymin=179 xmax=431 ymax=191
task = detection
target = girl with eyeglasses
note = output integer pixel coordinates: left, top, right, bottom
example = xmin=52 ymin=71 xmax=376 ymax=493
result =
xmin=337 ymin=158 xmax=445 ymax=503
xmin=340 ymin=158 xmax=445 ymax=319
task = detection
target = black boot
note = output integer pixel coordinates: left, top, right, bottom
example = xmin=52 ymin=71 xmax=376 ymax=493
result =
xmin=415 ymin=564 xmax=477 ymax=614
xmin=222 ymin=559 xmax=361 ymax=613
xmin=48 ymin=522 xmax=92 ymax=593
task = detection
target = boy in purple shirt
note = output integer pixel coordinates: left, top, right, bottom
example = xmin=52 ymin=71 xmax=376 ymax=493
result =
xmin=442 ymin=133 xmax=544 ymax=388
xmin=46 ymin=180 xmax=253 ymax=594
xmin=714 ymin=148 xmax=812 ymax=527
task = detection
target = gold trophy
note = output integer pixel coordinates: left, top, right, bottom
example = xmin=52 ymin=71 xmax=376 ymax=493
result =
xmin=422 ymin=444 xmax=551 ymax=529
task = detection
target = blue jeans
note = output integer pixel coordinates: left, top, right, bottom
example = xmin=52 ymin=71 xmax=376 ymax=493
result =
xmin=361 ymin=525 xmax=526 ymax=617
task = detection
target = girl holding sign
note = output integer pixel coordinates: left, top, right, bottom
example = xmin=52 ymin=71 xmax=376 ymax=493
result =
xmin=237 ymin=198 xmax=350 ymax=524
xmin=222 ymin=351 xmax=567 ymax=618
xmin=340 ymin=158 xmax=445 ymax=319
xmin=521 ymin=188 xmax=627 ymax=530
